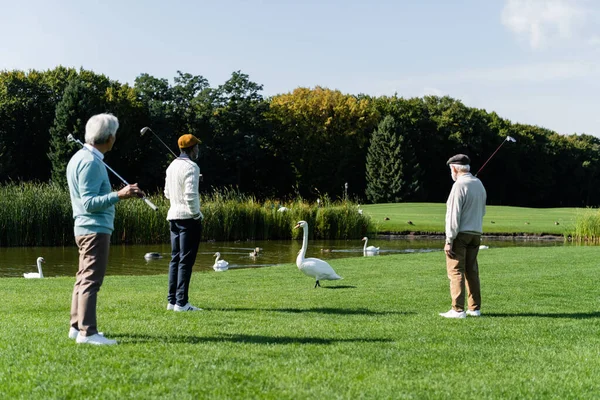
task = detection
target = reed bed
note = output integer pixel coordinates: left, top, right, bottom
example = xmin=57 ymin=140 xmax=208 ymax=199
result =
xmin=569 ymin=208 xmax=600 ymax=243
xmin=0 ymin=184 xmax=371 ymax=246
xmin=0 ymin=182 xmax=72 ymax=246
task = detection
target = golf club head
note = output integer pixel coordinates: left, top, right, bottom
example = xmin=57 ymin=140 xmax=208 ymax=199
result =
xmin=140 ymin=127 xmax=151 ymax=136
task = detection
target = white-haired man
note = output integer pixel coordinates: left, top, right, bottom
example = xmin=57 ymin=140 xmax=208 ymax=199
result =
xmin=440 ymin=154 xmax=487 ymax=319
xmin=66 ymin=113 xmax=142 ymax=345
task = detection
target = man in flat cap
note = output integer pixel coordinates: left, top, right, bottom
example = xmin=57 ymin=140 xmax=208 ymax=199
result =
xmin=164 ymin=134 xmax=203 ymax=311
xmin=440 ymin=154 xmax=487 ymax=319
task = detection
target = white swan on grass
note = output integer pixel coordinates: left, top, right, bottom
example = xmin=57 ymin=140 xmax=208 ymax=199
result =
xmin=294 ymin=220 xmax=342 ymax=288
xmin=24 ymin=257 xmax=45 ymax=279
xmin=361 ymin=237 xmax=380 ymax=254
xmin=213 ymin=252 xmax=229 ymax=272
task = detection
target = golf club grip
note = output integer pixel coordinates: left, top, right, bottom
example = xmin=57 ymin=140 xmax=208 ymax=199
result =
xmin=143 ymin=197 xmax=159 ymax=211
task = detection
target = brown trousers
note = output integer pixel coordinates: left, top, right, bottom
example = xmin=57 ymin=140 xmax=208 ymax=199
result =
xmin=70 ymin=233 xmax=111 ymax=337
xmin=445 ymin=232 xmax=481 ymax=312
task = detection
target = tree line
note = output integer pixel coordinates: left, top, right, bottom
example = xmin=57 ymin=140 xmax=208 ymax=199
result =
xmin=1 ymin=67 xmax=599 ymax=207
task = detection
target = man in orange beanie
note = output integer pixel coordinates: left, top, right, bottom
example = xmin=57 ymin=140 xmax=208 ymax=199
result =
xmin=164 ymin=134 xmax=203 ymax=311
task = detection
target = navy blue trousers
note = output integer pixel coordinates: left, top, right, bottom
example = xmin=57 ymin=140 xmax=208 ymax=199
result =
xmin=168 ymin=219 xmax=202 ymax=306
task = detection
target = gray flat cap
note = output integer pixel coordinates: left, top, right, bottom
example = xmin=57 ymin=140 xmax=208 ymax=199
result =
xmin=446 ymin=154 xmax=471 ymax=165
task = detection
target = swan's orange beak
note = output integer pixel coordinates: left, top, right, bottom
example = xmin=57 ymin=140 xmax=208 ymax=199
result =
xmin=293 ymin=224 xmax=300 ymax=229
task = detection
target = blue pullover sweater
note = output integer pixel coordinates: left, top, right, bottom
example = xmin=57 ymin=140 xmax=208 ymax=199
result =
xmin=66 ymin=146 xmax=120 ymax=236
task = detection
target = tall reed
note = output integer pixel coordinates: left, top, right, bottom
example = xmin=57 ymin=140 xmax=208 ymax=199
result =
xmin=569 ymin=208 xmax=600 ymax=243
xmin=0 ymin=182 xmax=72 ymax=246
xmin=0 ymin=183 xmax=372 ymax=246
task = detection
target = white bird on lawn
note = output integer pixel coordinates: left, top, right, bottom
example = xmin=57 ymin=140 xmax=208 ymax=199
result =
xmin=361 ymin=237 xmax=380 ymax=254
xmin=294 ymin=220 xmax=342 ymax=288
xmin=213 ymin=252 xmax=229 ymax=272
xmin=24 ymin=257 xmax=45 ymax=279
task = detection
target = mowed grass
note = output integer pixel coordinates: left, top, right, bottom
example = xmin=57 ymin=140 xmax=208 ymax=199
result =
xmin=363 ymin=203 xmax=579 ymax=235
xmin=1 ymin=246 xmax=599 ymax=399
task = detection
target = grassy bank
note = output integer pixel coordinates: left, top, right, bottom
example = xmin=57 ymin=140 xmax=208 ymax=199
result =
xmin=0 ymin=183 xmax=370 ymax=246
xmin=363 ymin=202 xmax=578 ymax=236
xmin=1 ymin=246 xmax=599 ymax=398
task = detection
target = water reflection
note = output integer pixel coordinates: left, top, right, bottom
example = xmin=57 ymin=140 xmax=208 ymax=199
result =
xmin=0 ymin=236 xmax=565 ymax=278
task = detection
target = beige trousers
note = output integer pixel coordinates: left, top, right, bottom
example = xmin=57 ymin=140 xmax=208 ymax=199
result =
xmin=445 ymin=232 xmax=481 ymax=312
xmin=70 ymin=233 xmax=111 ymax=337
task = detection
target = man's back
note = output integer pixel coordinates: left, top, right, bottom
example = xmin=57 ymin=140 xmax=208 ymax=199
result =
xmin=164 ymin=158 xmax=201 ymax=221
xmin=446 ymin=173 xmax=486 ymax=236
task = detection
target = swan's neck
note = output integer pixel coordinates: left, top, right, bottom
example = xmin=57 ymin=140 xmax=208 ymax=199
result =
xmin=297 ymin=226 xmax=308 ymax=265
xmin=215 ymin=254 xmax=220 ymax=263
xmin=363 ymin=238 xmax=368 ymax=252
xmin=37 ymin=260 xmax=43 ymax=277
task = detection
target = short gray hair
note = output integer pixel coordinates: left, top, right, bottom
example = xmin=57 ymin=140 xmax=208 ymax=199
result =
xmin=450 ymin=163 xmax=470 ymax=172
xmin=85 ymin=113 xmax=119 ymax=145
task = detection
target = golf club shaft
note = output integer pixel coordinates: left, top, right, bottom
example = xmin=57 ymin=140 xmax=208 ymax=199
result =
xmin=67 ymin=135 xmax=158 ymax=211
xmin=142 ymin=127 xmax=178 ymax=158
xmin=475 ymin=140 xmax=507 ymax=177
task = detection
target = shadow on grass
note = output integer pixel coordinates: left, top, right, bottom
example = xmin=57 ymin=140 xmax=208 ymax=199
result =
xmin=322 ymin=285 xmax=357 ymax=289
xmin=486 ymin=312 xmax=600 ymax=319
xmin=205 ymin=307 xmax=414 ymax=316
xmin=111 ymin=333 xmax=394 ymax=345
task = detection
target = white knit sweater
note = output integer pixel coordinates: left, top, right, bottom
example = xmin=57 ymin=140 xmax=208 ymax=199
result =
xmin=164 ymin=157 xmax=203 ymax=221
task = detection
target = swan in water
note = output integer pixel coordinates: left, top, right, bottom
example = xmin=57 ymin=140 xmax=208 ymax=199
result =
xmin=249 ymin=247 xmax=261 ymax=257
xmin=213 ymin=252 xmax=229 ymax=272
xmin=24 ymin=257 xmax=45 ymax=279
xmin=144 ymin=252 xmax=163 ymax=260
xmin=294 ymin=220 xmax=342 ymax=288
xmin=361 ymin=237 xmax=380 ymax=254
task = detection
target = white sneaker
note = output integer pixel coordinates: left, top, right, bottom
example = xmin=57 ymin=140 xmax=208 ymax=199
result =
xmin=69 ymin=327 xmax=103 ymax=339
xmin=167 ymin=303 xmax=175 ymax=311
xmin=439 ymin=309 xmax=467 ymax=319
xmin=76 ymin=333 xmax=117 ymax=345
xmin=466 ymin=310 xmax=481 ymax=317
xmin=174 ymin=303 xmax=202 ymax=312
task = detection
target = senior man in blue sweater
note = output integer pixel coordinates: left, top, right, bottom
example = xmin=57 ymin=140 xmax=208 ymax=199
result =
xmin=66 ymin=113 xmax=142 ymax=345
xmin=440 ymin=154 xmax=487 ymax=319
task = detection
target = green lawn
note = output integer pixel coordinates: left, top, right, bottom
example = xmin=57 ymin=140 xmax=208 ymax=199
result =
xmin=363 ymin=202 xmax=580 ymax=235
xmin=1 ymin=246 xmax=599 ymax=398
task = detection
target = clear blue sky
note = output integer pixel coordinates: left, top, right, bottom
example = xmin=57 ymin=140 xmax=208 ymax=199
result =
xmin=1 ymin=0 xmax=599 ymax=136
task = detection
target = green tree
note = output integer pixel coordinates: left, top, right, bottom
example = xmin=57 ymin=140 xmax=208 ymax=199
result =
xmin=0 ymin=70 xmax=59 ymax=182
xmin=365 ymin=115 xmax=406 ymax=203
xmin=48 ymin=75 xmax=110 ymax=186
xmin=268 ymin=87 xmax=379 ymax=198
xmin=205 ymin=71 xmax=272 ymax=193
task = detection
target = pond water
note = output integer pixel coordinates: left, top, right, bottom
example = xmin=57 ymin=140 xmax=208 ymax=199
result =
xmin=0 ymin=236 xmax=566 ymax=278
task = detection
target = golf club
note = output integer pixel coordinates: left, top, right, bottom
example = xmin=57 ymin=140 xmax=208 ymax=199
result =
xmin=140 ymin=127 xmax=178 ymax=158
xmin=475 ymin=135 xmax=517 ymax=177
xmin=66 ymin=134 xmax=158 ymax=211
xmin=140 ymin=126 xmax=203 ymax=182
